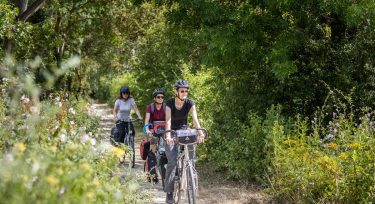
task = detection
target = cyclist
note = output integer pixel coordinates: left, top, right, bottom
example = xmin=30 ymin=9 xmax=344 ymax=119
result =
xmin=164 ymin=80 xmax=205 ymax=204
xmin=113 ymin=86 xmax=143 ymax=146
xmin=144 ymin=88 xmax=167 ymax=183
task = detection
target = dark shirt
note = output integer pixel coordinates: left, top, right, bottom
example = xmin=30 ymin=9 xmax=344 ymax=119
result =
xmin=166 ymin=98 xmax=195 ymax=130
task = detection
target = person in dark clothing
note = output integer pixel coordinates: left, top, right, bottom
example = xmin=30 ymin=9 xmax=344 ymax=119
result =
xmin=164 ymin=80 xmax=205 ymax=204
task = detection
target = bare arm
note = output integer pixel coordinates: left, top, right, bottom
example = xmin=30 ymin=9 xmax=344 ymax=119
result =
xmin=165 ymin=106 xmax=174 ymax=145
xmin=113 ymin=101 xmax=118 ymax=122
xmin=190 ymin=105 xmax=204 ymax=143
xmin=144 ymin=112 xmax=151 ymax=135
xmin=190 ymin=105 xmax=201 ymax=129
xmin=132 ymin=104 xmax=143 ymax=120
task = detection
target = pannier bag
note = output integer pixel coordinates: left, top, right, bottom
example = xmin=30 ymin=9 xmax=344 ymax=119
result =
xmin=140 ymin=139 xmax=150 ymax=160
xmin=111 ymin=126 xmax=121 ymax=142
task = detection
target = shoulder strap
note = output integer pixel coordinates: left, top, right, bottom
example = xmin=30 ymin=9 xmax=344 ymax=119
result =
xmin=150 ymin=103 xmax=155 ymax=114
xmin=163 ymin=103 xmax=166 ymax=113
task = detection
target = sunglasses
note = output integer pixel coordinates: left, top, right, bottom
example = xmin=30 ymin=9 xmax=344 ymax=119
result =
xmin=179 ymin=90 xmax=189 ymax=93
xmin=121 ymin=92 xmax=129 ymax=95
xmin=156 ymin=96 xmax=164 ymax=99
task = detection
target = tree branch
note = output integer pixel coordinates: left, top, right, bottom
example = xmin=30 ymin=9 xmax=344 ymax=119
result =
xmin=18 ymin=0 xmax=48 ymax=23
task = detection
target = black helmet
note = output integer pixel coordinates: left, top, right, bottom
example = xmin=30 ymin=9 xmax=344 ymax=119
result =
xmin=120 ymin=86 xmax=130 ymax=95
xmin=153 ymin=88 xmax=165 ymax=97
xmin=174 ymin=80 xmax=189 ymax=89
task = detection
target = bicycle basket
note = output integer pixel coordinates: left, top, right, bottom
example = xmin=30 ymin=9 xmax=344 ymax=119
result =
xmin=176 ymin=129 xmax=197 ymax=145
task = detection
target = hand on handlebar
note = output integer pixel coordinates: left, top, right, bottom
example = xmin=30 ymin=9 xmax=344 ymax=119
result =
xmin=198 ymin=130 xmax=205 ymax=143
xmin=166 ymin=136 xmax=175 ymax=145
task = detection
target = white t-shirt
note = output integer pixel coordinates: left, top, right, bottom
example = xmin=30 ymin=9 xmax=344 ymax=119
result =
xmin=115 ymin=98 xmax=136 ymax=121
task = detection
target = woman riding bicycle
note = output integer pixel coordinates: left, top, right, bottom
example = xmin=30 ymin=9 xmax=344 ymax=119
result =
xmin=144 ymin=88 xmax=167 ymax=184
xmin=113 ymin=86 xmax=143 ymax=145
xmin=164 ymin=80 xmax=205 ymax=204
xmin=144 ymin=88 xmax=166 ymax=152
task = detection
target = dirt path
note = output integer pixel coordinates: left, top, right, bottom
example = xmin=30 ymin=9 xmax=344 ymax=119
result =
xmin=91 ymin=103 xmax=274 ymax=204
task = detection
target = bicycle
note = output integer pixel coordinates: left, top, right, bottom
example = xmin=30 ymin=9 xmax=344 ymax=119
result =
xmin=163 ymin=128 xmax=208 ymax=204
xmin=111 ymin=118 xmax=140 ymax=168
xmin=143 ymin=121 xmax=168 ymax=187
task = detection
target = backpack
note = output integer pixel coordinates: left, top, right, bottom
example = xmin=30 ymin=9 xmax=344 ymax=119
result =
xmin=140 ymin=139 xmax=150 ymax=160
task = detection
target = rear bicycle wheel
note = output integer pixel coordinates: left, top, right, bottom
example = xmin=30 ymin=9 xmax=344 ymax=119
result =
xmin=129 ymin=136 xmax=135 ymax=168
xmin=187 ymin=164 xmax=197 ymax=204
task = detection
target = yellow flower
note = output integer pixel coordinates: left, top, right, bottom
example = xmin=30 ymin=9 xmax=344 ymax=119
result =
xmin=46 ymin=176 xmax=59 ymax=186
xmin=339 ymin=152 xmax=348 ymax=160
xmin=92 ymin=179 xmax=100 ymax=187
xmin=15 ymin=143 xmax=26 ymax=153
xmin=85 ymin=192 xmax=94 ymax=199
xmin=112 ymin=147 xmax=125 ymax=159
xmin=81 ymin=161 xmax=91 ymax=171
xmin=327 ymin=143 xmax=340 ymax=150
xmin=348 ymin=142 xmax=361 ymax=150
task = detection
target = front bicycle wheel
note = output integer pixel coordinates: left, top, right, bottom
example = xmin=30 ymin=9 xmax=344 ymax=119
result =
xmin=187 ymin=163 xmax=197 ymax=204
xmin=173 ymin=175 xmax=181 ymax=204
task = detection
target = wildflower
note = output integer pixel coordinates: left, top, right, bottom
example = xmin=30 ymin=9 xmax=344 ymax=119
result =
xmin=68 ymin=107 xmax=76 ymax=115
xmin=69 ymin=120 xmax=75 ymax=125
xmin=327 ymin=143 xmax=339 ymax=150
xmin=58 ymin=102 xmax=62 ymax=107
xmin=59 ymin=187 xmax=65 ymax=196
xmin=81 ymin=161 xmax=91 ymax=171
xmin=85 ymin=192 xmax=94 ymax=199
xmin=339 ymin=152 xmax=348 ymax=160
xmin=5 ymin=153 xmax=14 ymax=161
xmin=81 ymin=134 xmax=89 ymax=143
xmin=20 ymin=95 xmax=30 ymax=104
xmin=90 ymin=138 xmax=96 ymax=146
xmin=2 ymin=77 xmax=9 ymax=82
xmin=333 ymin=128 xmax=337 ymax=133
xmin=348 ymin=142 xmax=360 ymax=150
xmin=92 ymin=179 xmax=100 ymax=187
xmin=46 ymin=176 xmax=59 ymax=186
xmin=60 ymin=134 xmax=67 ymax=142
xmin=112 ymin=147 xmax=125 ymax=159
xmin=15 ymin=143 xmax=26 ymax=153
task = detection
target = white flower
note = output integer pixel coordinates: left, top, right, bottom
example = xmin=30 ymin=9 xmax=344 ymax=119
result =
xmin=55 ymin=96 xmax=60 ymax=102
xmin=32 ymin=162 xmax=40 ymax=174
xmin=81 ymin=134 xmax=89 ymax=143
xmin=5 ymin=153 xmax=13 ymax=161
xmin=58 ymin=102 xmax=62 ymax=107
xmin=90 ymin=138 xmax=96 ymax=146
xmin=20 ymin=95 xmax=30 ymax=104
xmin=71 ymin=130 xmax=77 ymax=136
xmin=68 ymin=107 xmax=76 ymax=115
xmin=2 ymin=77 xmax=9 ymax=82
xmin=59 ymin=187 xmax=65 ymax=195
xmin=60 ymin=134 xmax=67 ymax=142
xmin=69 ymin=121 xmax=75 ymax=125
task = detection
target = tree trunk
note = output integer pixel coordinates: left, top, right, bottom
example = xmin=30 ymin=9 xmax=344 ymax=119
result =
xmin=18 ymin=0 xmax=47 ymax=23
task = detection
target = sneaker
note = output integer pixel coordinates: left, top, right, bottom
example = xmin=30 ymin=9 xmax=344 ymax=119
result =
xmin=166 ymin=192 xmax=173 ymax=204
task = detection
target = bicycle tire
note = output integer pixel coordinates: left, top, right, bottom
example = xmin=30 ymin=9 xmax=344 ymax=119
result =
xmin=130 ymin=137 xmax=135 ymax=168
xmin=173 ymin=175 xmax=181 ymax=204
xmin=187 ymin=163 xmax=197 ymax=204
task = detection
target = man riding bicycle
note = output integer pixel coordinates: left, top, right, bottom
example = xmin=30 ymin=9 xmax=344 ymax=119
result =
xmin=164 ymin=80 xmax=205 ymax=204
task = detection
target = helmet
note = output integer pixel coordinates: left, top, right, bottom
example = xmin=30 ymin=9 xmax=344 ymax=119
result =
xmin=120 ymin=86 xmax=130 ymax=95
xmin=174 ymin=80 xmax=189 ymax=89
xmin=152 ymin=88 xmax=165 ymax=97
